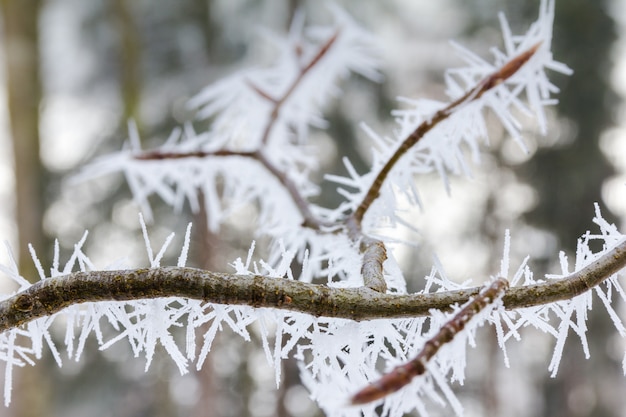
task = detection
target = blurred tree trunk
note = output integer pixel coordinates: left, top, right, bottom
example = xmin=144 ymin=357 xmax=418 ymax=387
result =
xmin=1 ymin=0 xmax=44 ymax=277
xmin=1 ymin=0 xmax=50 ymax=416
xmin=112 ymin=0 xmax=142 ymax=132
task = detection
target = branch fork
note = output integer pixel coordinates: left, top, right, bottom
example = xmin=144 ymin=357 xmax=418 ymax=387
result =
xmin=133 ymin=39 xmax=542 ymax=297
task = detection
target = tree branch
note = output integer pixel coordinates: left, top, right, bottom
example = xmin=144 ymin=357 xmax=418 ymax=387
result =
xmin=132 ymin=32 xmax=342 ymax=231
xmin=134 ymin=148 xmax=329 ymax=230
xmin=1 ymin=237 xmax=624 ymax=332
xmin=126 ymin=43 xmax=542 ymax=296
xmin=257 ymin=30 xmax=340 ymax=146
xmin=350 ymin=43 xmax=541 ymax=227
xmin=351 ymin=277 xmax=509 ymax=405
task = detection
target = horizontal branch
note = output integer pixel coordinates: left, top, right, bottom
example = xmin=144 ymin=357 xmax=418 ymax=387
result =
xmin=134 ymin=148 xmax=329 ymax=230
xmin=1 ymin=239 xmax=625 ymax=332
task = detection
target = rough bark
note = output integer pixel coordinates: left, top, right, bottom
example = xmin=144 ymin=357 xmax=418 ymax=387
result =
xmin=1 ymin=236 xmax=625 ymax=329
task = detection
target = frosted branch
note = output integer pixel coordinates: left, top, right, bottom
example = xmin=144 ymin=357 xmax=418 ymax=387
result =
xmin=2 ymin=237 xmax=625 ymax=331
xmin=256 ymin=30 xmax=340 ymax=146
xmin=134 ymin=148 xmax=329 ymax=230
xmin=351 ymin=278 xmax=509 ymax=405
xmin=349 ymin=43 xmax=541 ymax=227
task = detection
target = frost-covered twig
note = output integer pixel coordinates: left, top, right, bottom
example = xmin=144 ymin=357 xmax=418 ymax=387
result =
xmin=131 ymin=31 xmax=342 ymax=231
xmin=343 ymin=43 xmax=541 ymax=292
xmin=351 ymin=277 xmax=509 ymax=405
xmin=134 ymin=148 xmax=330 ymax=230
xmin=349 ymin=43 xmax=541 ymax=227
xmin=256 ymin=29 xmax=340 ymax=146
xmin=130 ymin=28 xmax=389 ymax=286
xmin=77 ymin=2 xmax=565 ymax=298
xmin=1 ymin=237 xmax=625 ymax=330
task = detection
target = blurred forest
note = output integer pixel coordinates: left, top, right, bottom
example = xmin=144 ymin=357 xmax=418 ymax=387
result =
xmin=1 ymin=0 xmax=625 ymax=416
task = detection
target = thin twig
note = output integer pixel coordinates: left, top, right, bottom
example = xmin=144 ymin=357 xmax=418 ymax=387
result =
xmin=245 ymin=80 xmax=277 ymax=103
xmin=133 ymin=148 xmax=329 ymax=230
xmin=134 ymin=149 xmax=256 ymax=160
xmin=259 ymin=30 xmax=340 ymax=146
xmin=351 ymin=278 xmax=509 ymax=405
xmin=255 ymin=150 xmax=330 ymax=229
xmin=1 ymin=238 xmax=625 ymax=332
xmin=350 ymin=43 xmax=541 ymax=227
xmin=132 ymin=32 xmax=342 ymax=230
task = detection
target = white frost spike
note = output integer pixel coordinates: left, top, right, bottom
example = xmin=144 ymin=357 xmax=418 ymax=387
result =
xmin=177 ymin=223 xmax=193 ymax=267
xmin=245 ymin=241 xmax=256 ymax=272
xmin=138 ymin=214 xmax=175 ymax=267
xmin=63 ymin=231 xmax=90 ymax=275
xmin=128 ymin=119 xmax=141 ymax=151
xmin=154 ymin=233 xmax=175 ymax=267
xmin=27 ymin=244 xmax=46 ymax=281
xmin=3 ymin=331 xmax=17 ymax=407
xmin=0 ymin=242 xmax=30 ymax=289
xmin=500 ymin=229 xmax=511 ymax=279
xmin=52 ymin=239 xmax=60 ymax=274
xmin=139 ymin=213 xmax=154 ymax=265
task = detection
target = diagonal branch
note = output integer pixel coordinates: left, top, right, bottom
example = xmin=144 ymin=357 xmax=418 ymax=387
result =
xmin=351 ymin=277 xmax=509 ymax=405
xmin=132 ymin=32 xmax=342 ymax=230
xmin=1 ymin=237 xmax=625 ymax=332
xmin=257 ymin=30 xmax=340 ymax=146
xmin=340 ymin=44 xmax=541 ymax=294
xmin=349 ymin=43 xmax=541 ymax=227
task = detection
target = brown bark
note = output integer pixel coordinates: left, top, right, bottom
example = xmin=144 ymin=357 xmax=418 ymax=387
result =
xmin=1 ymin=1 xmax=49 ymax=416
xmin=1 ymin=234 xmax=626 ymax=328
xmin=1 ymin=0 xmax=45 ymax=281
xmin=111 ymin=0 xmax=142 ymax=129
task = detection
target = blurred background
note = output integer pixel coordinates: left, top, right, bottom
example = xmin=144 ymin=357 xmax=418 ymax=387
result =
xmin=1 ymin=0 xmax=626 ymax=416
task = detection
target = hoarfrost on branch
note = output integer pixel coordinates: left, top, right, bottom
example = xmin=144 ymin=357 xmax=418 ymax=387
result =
xmin=1 ymin=1 xmax=625 ymax=416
